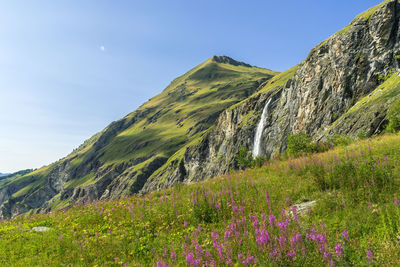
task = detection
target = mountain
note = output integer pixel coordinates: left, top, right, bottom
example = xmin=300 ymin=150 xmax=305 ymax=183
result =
xmin=0 ymin=173 xmax=8 ymax=177
xmin=0 ymin=56 xmax=277 ymax=218
xmin=2 ymin=0 xmax=400 ymax=219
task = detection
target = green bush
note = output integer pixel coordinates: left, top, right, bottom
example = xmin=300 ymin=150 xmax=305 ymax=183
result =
xmin=236 ymin=146 xmax=254 ymax=169
xmin=357 ymin=130 xmax=369 ymax=140
xmin=386 ymin=98 xmax=400 ymax=133
xmin=287 ymin=133 xmax=313 ymax=156
xmin=254 ymin=156 xmax=267 ymax=168
xmin=327 ymin=134 xmax=354 ymax=147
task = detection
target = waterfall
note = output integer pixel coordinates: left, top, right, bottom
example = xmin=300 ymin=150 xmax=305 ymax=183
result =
xmin=252 ymin=98 xmax=272 ymax=157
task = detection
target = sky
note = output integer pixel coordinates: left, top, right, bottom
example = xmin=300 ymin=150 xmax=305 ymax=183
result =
xmin=0 ymin=0 xmax=384 ymax=173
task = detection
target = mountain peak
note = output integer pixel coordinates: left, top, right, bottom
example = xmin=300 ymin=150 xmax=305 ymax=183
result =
xmin=209 ymin=55 xmax=253 ymax=67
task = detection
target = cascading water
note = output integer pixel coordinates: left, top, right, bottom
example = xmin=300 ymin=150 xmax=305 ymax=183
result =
xmin=252 ymin=98 xmax=272 ymax=157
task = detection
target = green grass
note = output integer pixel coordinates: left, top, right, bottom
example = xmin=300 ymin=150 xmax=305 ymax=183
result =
xmin=1 ymin=134 xmax=400 ymax=266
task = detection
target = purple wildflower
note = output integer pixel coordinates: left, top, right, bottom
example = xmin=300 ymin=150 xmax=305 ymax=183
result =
xmin=269 ymin=215 xmax=276 ymax=226
xmin=287 ymin=250 xmax=295 ymax=260
xmin=323 ymin=251 xmax=331 ymax=261
xmin=367 ymin=249 xmax=374 ymax=262
xmin=342 ymin=230 xmax=349 ymax=242
xmin=335 ymin=243 xmax=343 ymax=258
xmin=186 ymin=252 xmax=195 ymax=266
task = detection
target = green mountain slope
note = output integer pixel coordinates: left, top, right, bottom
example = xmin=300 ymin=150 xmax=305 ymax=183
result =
xmin=0 ymin=56 xmax=277 ymax=218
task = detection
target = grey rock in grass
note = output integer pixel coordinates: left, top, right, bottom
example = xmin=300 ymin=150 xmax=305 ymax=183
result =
xmin=293 ymin=200 xmax=317 ymax=216
xmin=32 ymin=226 xmax=51 ymax=232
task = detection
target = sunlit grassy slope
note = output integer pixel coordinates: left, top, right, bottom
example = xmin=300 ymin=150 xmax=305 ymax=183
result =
xmin=0 ymin=56 xmax=277 ymax=212
xmin=1 ymin=133 xmax=400 ymax=266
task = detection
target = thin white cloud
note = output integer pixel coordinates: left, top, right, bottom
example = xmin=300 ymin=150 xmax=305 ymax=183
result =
xmin=99 ymin=45 xmax=105 ymax=52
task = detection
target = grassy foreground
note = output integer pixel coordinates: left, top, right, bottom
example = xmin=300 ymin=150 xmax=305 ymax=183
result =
xmin=1 ymin=135 xmax=400 ymax=266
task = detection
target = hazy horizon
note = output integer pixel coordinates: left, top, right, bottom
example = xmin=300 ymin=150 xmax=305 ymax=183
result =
xmin=0 ymin=0 xmax=383 ymax=173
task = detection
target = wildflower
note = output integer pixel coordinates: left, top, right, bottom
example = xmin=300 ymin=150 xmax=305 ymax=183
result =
xmin=195 ymin=244 xmax=203 ymax=256
xmin=184 ymin=221 xmax=188 ymax=228
xmin=279 ymin=235 xmax=286 ymax=247
xmin=287 ymin=250 xmax=295 ymax=259
xmin=256 ymin=229 xmax=269 ymax=246
xmin=224 ymin=230 xmax=232 ymax=240
xmin=269 ymin=247 xmax=281 ymax=260
xmin=335 ymin=243 xmax=343 ymax=258
xmin=211 ymin=232 xmax=219 ymax=240
xmin=277 ymin=219 xmax=289 ymax=232
xmin=244 ymin=256 xmax=256 ymax=265
xmin=290 ymin=233 xmax=302 ymax=246
xmin=323 ymin=251 xmax=331 ymax=261
xmin=366 ymin=249 xmax=374 ymax=262
xmin=171 ymin=250 xmax=177 ymax=261
xmin=238 ymin=253 xmax=245 ymax=261
xmin=394 ymin=197 xmax=399 ymax=207
xmin=186 ymin=252 xmax=195 ymax=266
xmin=269 ymin=215 xmax=276 ymax=226
xmin=342 ymin=230 xmax=349 ymax=242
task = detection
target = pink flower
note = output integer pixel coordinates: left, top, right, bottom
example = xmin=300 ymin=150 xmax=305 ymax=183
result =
xmin=335 ymin=243 xmax=343 ymax=258
xmin=367 ymin=249 xmax=374 ymax=262
xmin=342 ymin=230 xmax=349 ymax=242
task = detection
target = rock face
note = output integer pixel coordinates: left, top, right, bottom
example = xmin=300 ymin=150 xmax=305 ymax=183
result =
xmin=2 ymin=1 xmax=400 ymax=218
xmin=144 ymin=0 xmax=400 ymax=190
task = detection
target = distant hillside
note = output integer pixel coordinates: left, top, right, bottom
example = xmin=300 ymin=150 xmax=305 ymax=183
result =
xmin=0 ymin=170 xmax=33 ymax=180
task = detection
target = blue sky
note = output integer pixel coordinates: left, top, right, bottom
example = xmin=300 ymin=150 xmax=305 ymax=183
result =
xmin=0 ymin=0 xmax=383 ymax=173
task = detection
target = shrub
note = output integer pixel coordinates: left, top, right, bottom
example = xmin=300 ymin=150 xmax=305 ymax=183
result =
xmin=254 ymin=156 xmax=267 ymax=168
xmin=236 ymin=147 xmax=254 ymax=169
xmin=357 ymin=130 xmax=369 ymax=140
xmin=327 ymin=134 xmax=354 ymax=147
xmin=386 ymin=98 xmax=400 ymax=133
xmin=287 ymin=133 xmax=313 ymax=156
